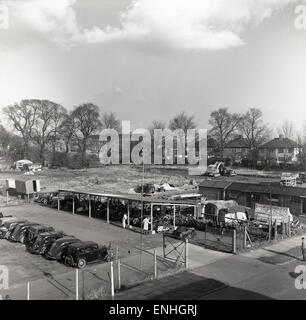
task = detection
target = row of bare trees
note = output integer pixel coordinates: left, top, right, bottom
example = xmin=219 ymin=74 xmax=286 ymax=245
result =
xmin=1 ymin=100 xmax=304 ymax=167
xmin=2 ymin=100 xmax=121 ymax=166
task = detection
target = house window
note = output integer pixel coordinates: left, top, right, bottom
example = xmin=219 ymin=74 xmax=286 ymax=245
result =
xmin=278 ymin=148 xmax=284 ymax=153
xmin=288 ymin=148 xmax=294 ymax=153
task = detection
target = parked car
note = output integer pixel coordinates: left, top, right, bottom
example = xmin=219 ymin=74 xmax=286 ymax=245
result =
xmin=9 ymin=222 xmax=39 ymax=242
xmin=45 ymin=237 xmax=81 ymax=260
xmin=27 ymin=231 xmax=65 ymax=254
xmin=0 ymin=220 xmax=27 ymax=239
xmin=168 ymin=226 xmax=197 ymax=239
xmin=63 ymin=241 xmax=112 ymax=268
xmin=297 ymin=172 xmax=306 ymax=184
xmin=36 ymin=193 xmax=58 ymax=205
xmin=23 ymin=225 xmax=55 ymax=245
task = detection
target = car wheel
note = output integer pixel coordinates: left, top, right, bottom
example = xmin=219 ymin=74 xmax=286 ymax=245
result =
xmin=77 ymin=258 xmax=87 ymax=269
xmin=43 ymin=199 xmax=48 ymax=205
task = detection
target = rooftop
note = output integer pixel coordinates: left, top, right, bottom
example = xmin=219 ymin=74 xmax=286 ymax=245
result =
xmin=225 ymin=136 xmax=249 ymax=149
xmin=259 ymin=136 xmax=299 ymax=149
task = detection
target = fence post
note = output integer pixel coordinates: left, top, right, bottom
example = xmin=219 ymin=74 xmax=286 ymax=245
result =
xmin=110 ymin=261 xmax=115 ymax=300
xmin=27 ymin=282 xmax=30 ymax=300
xmin=154 ymin=250 xmax=157 ymax=279
xmin=116 ymin=246 xmax=119 ymax=261
xmin=185 ymin=238 xmax=189 ymax=269
xmin=232 ymin=229 xmax=237 ymax=254
xmin=243 ymin=226 xmax=247 ymax=249
xmin=75 ymin=269 xmax=79 ymax=300
xmin=117 ymin=259 xmax=121 ymax=290
xmin=82 ymin=270 xmax=85 ymax=300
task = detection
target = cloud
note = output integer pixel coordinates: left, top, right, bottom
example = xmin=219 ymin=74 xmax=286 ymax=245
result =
xmin=3 ymin=0 xmax=297 ymax=50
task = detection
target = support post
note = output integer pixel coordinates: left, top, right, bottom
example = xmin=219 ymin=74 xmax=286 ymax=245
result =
xmin=110 ymin=261 xmax=114 ymax=300
xmin=162 ymin=234 xmax=166 ymax=258
xmin=27 ymin=194 xmax=30 ymax=203
xmin=173 ymin=205 xmax=176 ymax=229
xmin=107 ymin=199 xmax=110 ymax=224
xmin=117 ymin=259 xmax=121 ymax=290
xmin=194 ymin=205 xmax=197 ymax=218
xmin=75 ymin=269 xmax=79 ymax=300
xmin=232 ymin=229 xmax=237 ymax=254
xmin=127 ymin=201 xmax=130 ymax=227
xmin=72 ymin=197 xmax=75 ymax=215
xmin=150 ymin=203 xmax=154 ymax=233
xmin=185 ymin=238 xmax=189 ymax=269
xmin=57 ymin=195 xmax=60 ymax=212
xmin=243 ymin=226 xmax=247 ymax=249
xmin=27 ymin=282 xmax=30 ymax=300
xmin=154 ymin=250 xmax=157 ymax=279
xmin=274 ymin=220 xmax=277 ymax=241
xmin=88 ymin=196 xmax=91 ymax=219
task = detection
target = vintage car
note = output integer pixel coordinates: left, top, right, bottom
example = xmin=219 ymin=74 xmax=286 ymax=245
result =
xmin=171 ymin=226 xmax=197 ymax=239
xmin=63 ymin=241 xmax=112 ymax=268
xmin=44 ymin=236 xmax=81 ymax=260
xmin=36 ymin=193 xmax=58 ymax=205
xmin=23 ymin=225 xmax=55 ymax=245
xmin=27 ymin=231 xmax=65 ymax=254
xmin=0 ymin=220 xmax=27 ymax=239
xmin=9 ymin=222 xmax=39 ymax=242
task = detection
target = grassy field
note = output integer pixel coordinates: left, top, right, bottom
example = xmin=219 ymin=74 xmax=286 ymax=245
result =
xmin=0 ymin=165 xmax=194 ymax=194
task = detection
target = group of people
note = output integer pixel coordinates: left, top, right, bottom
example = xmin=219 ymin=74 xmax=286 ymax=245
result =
xmin=122 ymin=214 xmax=151 ymax=232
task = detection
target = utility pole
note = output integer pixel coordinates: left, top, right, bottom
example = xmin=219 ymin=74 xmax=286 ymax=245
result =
xmin=269 ymin=183 xmax=272 ymax=242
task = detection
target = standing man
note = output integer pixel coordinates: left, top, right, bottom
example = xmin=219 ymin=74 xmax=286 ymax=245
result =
xmin=122 ymin=213 xmax=128 ymax=229
xmin=302 ymin=237 xmax=305 ymax=262
xmin=143 ymin=217 xmax=151 ymax=234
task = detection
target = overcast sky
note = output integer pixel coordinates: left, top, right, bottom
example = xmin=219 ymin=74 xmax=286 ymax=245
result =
xmin=0 ymin=0 xmax=305 ymax=134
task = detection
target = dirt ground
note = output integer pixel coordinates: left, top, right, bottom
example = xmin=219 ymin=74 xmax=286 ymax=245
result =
xmin=0 ymin=204 xmax=164 ymax=292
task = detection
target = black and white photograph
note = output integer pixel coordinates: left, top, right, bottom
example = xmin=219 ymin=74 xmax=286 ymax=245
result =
xmin=0 ymin=0 xmax=306 ymax=306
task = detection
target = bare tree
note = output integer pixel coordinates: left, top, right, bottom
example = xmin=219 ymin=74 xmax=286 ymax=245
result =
xmin=72 ymin=103 xmax=102 ymax=166
xmin=169 ymin=111 xmax=196 ymax=131
xmin=277 ymin=120 xmax=295 ymax=139
xmin=209 ymin=108 xmax=241 ymax=157
xmin=101 ymin=112 xmax=121 ymax=131
xmin=59 ymin=113 xmax=77 ymax=155
xmin=30 ymin=100 xmax=65 ymax=165
xmin=3 ymin=100 xmax=39 ymax=159
xmin=239 ymin=108 xmax=271 ymax=155
xmin=48 ymin=104 xmax=68 ymax=165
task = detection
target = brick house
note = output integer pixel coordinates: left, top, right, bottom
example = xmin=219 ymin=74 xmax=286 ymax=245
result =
xmin=258 ymin=135 xmax=300 ymax=166
xmin=223 ymin=135 xmax=249 ymax=164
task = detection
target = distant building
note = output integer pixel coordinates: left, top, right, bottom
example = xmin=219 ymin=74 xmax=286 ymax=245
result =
xmin=258 ymin=135 xmax=300 ymax=166
xmin=199 ymin=180 xmax=306 ymax=216
xmin=223 ymin=136 xmax=249 ymax=164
